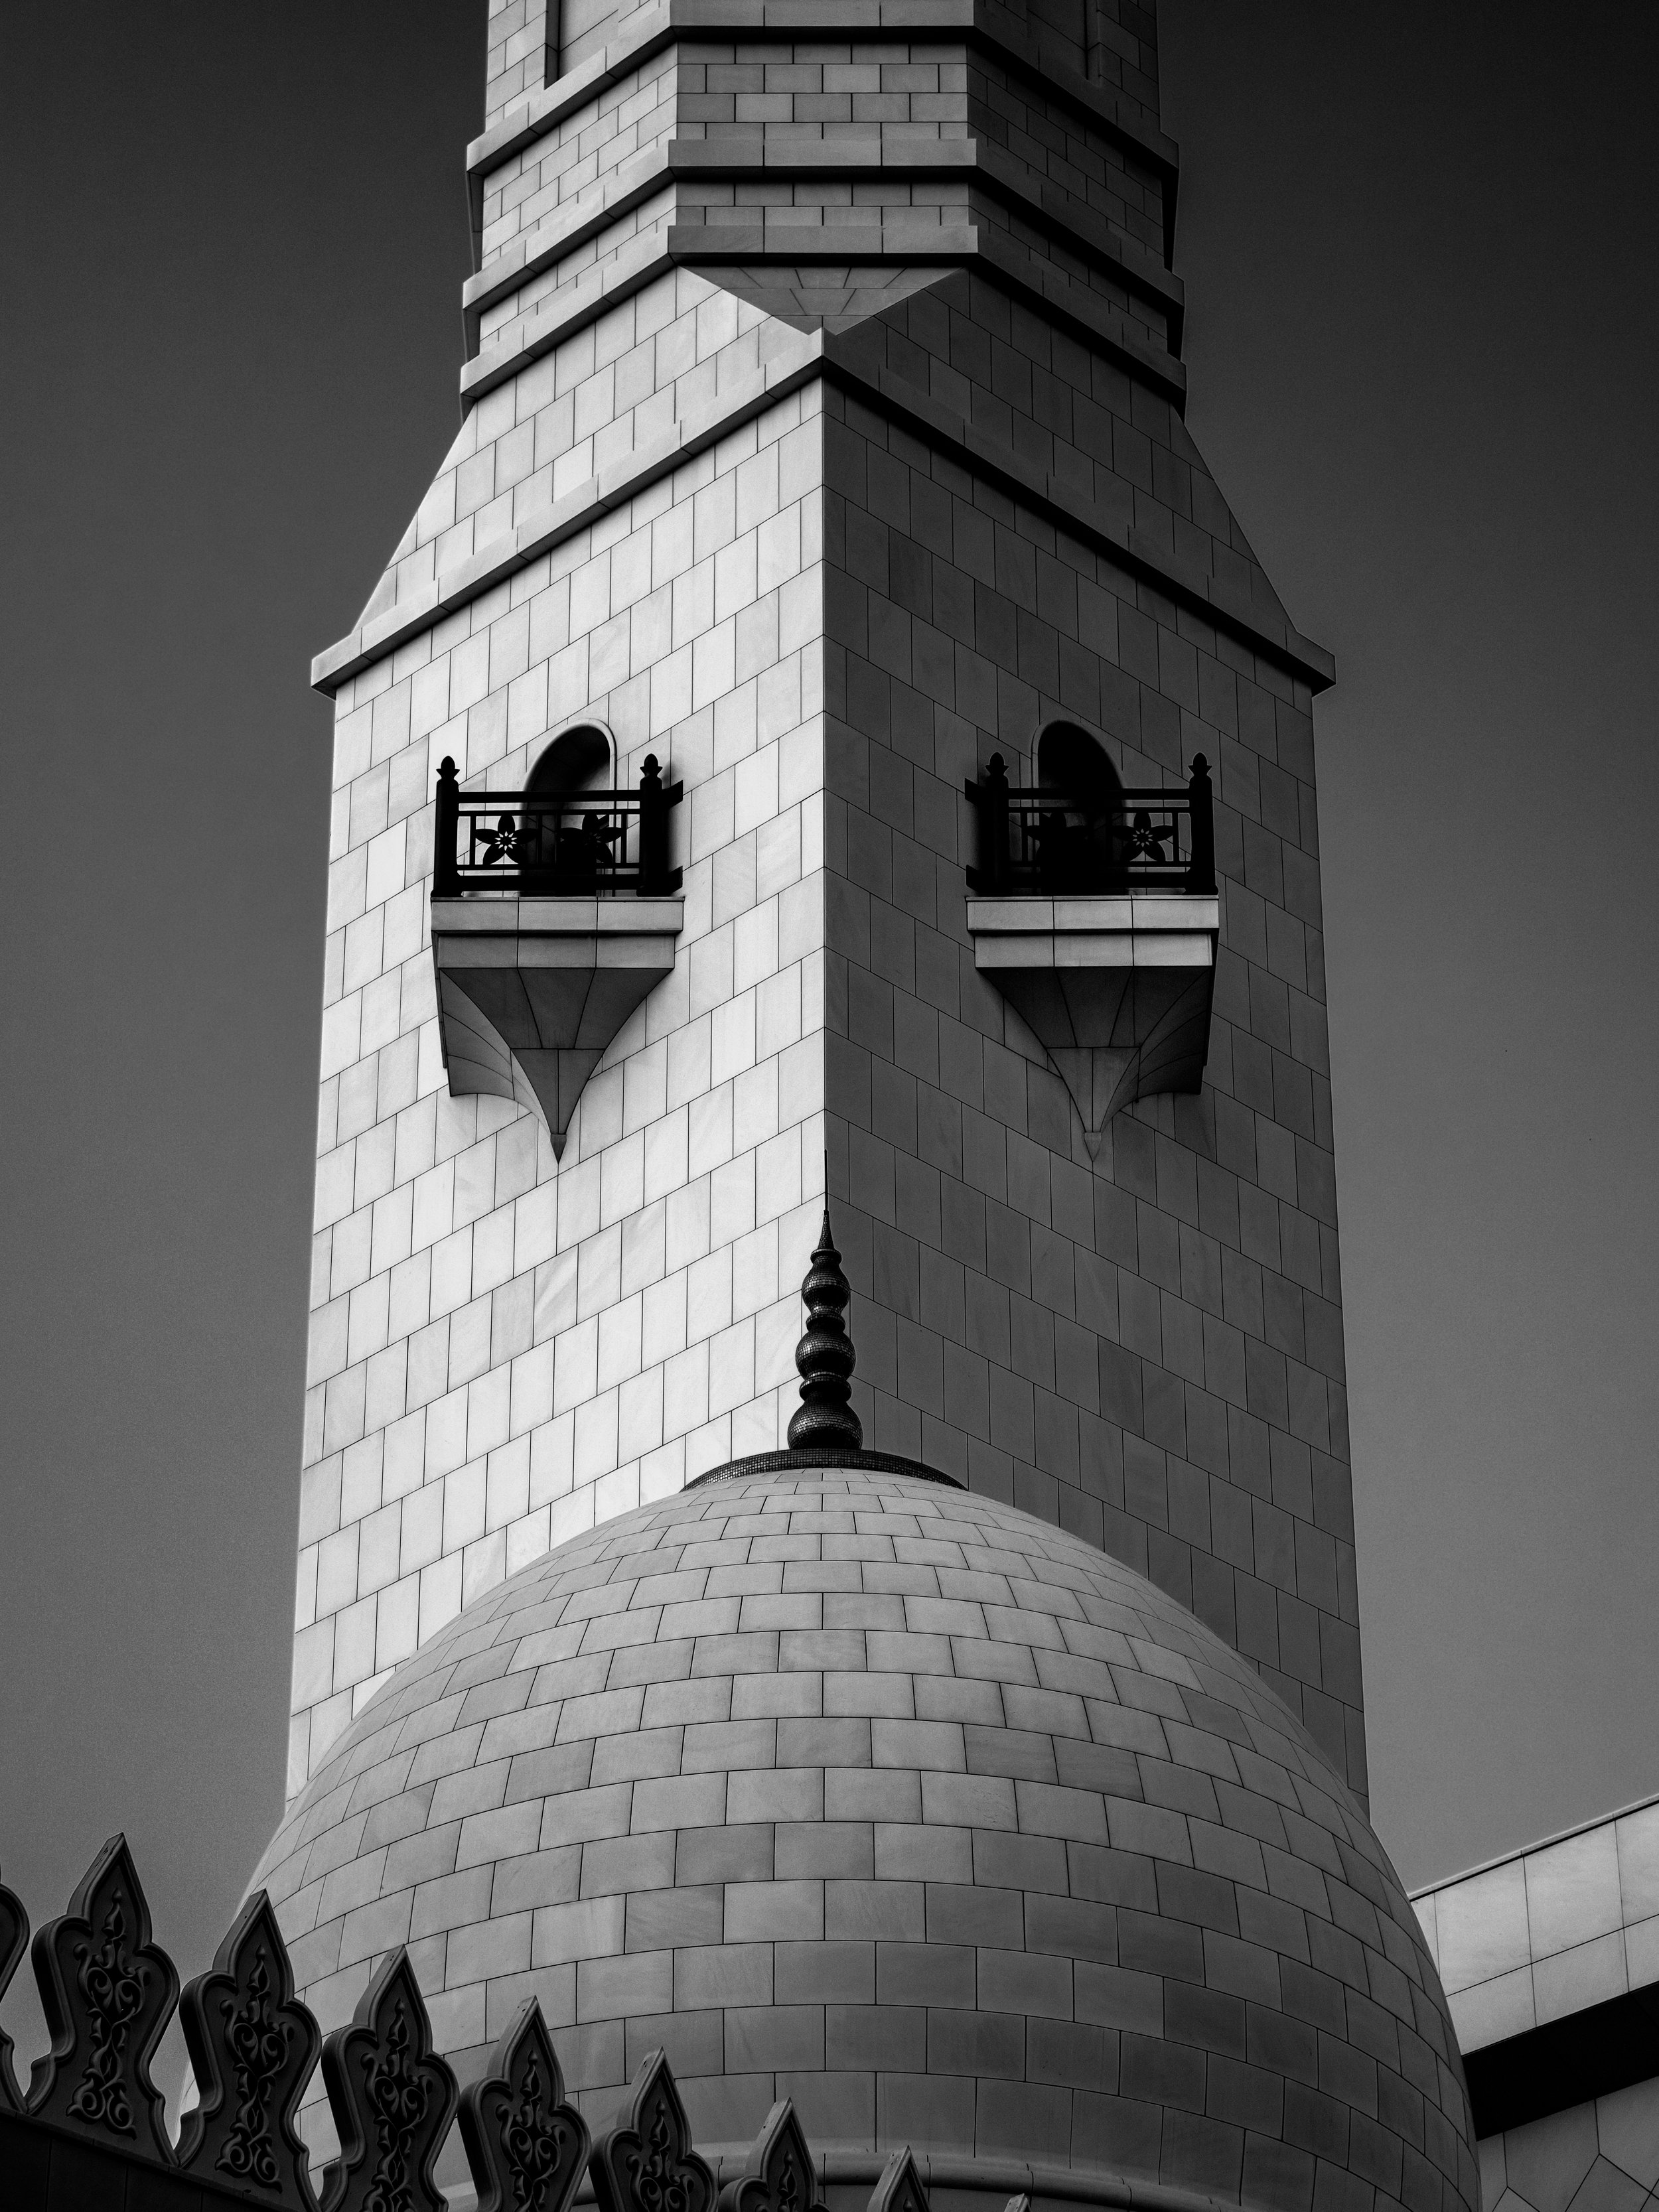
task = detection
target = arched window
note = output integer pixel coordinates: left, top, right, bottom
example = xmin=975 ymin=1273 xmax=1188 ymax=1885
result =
xmin=522 ymin=723 xmax=618 ymax=890
xmin=528 ymin=722 xmax=613 ymax=798
xmin=1035 ymin=721 xmax=1125 ymax=890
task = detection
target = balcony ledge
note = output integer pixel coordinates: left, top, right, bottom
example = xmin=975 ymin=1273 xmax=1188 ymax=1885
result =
xmin=966 ymin=892 xmax=1218 ymax=1148
xmin=431 ymin=894 xmax=683 ymax=1156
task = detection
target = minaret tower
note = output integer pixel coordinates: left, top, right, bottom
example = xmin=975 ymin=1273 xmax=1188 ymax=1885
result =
xmin=292 ymin=0 xmax=1359 ymax=1854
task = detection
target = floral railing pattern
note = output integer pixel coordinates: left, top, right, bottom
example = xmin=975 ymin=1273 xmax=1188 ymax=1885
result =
xmin=964 ymin=754 xmax=1216 ymax=897
xmin=433 ymin=755 xmax=684 ymax=899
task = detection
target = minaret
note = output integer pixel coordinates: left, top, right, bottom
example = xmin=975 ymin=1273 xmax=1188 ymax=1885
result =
xmin=291 ymin=0 xmax=1363 ymax=1825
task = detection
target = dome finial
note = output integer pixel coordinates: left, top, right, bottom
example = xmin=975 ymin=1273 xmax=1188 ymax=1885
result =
xmin=787 ymin=1206 xmax=862 ymax=1452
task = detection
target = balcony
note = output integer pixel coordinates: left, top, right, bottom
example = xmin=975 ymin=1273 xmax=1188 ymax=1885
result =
xmin=429 ymin=755 xmax=683 ymax=1156
xmin=964 ymin=753 xmax=1219 ymax=1149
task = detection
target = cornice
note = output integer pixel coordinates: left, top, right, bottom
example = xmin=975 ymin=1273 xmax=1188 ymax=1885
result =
xmin=459 ymin=210 xmax=1185 ymax=413
xmin=463 ymin=136 xmax=1183 ymax=349
xmin=312 ymin=336 xmax=1329 ymax=700
xmin=465 ymin=0 xmax=1180 ymax=258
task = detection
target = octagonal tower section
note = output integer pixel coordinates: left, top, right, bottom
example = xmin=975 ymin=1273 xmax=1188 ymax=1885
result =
xmin=293 ymin=0 xmax=1360 ymax=1828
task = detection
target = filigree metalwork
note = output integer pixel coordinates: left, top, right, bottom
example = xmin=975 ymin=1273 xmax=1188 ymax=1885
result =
xmin=965 ymin=751 xmax=1215 ymax=897
xmin=717 ymin=2101 xmax=826 ymax=2212
xmin=27 ymin=1832 xmax=178 ymax=2162
xmin=479 ymin=813 xmax=536 ymax=868
xmin=589 ymin=2051 xmax=715 ymax=2212
xmin=1121 ymin=809 xmax=1169 ymax=863
xmin=177 ymin=1889 xmax=321 ymax=2208
xmin=432 ymin=755 xmax=682 ymax=899
xmin=0 ymin=1862 xmax=27 ymax=2114
xmin=865 ymin=2148 xmax=932 ymax=2212
xmin=459 ymin=1998 xmax=589 ymax=2212
xmin=319 ymin=1947 xmax=458 ymax=2212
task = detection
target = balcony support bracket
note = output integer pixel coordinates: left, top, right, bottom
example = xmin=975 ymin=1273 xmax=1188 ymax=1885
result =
xmin=431 ymin=896 xmax=683 ymax=1158
xmin=966 ymin=894 xmax=1219 ymax=1152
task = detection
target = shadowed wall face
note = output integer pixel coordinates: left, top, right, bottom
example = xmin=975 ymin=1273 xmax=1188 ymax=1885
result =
xmin=818 ymin=316 xmax=1358 ymax=1782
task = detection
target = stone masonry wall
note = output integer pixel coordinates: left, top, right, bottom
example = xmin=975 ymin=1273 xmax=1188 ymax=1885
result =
xmin=291 ymin=0 xmax=1361 ymax=1812
xmin=297 ymin=379 xmax=830 ymax=1795
xmin=814 ymin=276 xmax=1362 ymax=1803
xmin=488 ymin=0 xmax=556 ymax=131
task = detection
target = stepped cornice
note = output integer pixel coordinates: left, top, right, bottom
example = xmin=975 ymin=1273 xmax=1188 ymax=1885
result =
xmin=462 ymin=137 xmax=1183 ymax=354
xmin=459 ymin=214 xmax=1185 ymax=412
xmin=465 ymin=0 xmax=1181 ymax=238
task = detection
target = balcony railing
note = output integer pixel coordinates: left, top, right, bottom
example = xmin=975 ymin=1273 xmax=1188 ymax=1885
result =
xmin=965 ymin=752 xmax=1215 ymax=897
xmin=433 ymin=753 xmax=683 ymax=898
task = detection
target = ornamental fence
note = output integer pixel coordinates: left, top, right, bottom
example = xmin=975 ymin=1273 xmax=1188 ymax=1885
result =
xmin=433 ymin=756 xmax=684 ymax=900
xmin=964 ymin=755 xmax=1215 ymax=898
xmin=0 ymin=1833 xmax=1007 ymax=2212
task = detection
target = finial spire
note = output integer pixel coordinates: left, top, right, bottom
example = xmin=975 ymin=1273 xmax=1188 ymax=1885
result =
xmin=787 ymin=1208 xmax=862 ymax=1453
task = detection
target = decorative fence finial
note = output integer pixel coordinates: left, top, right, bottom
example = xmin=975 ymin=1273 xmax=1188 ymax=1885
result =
xmin=786 ymin=1208 xmax=862 ymax=1453
xmin=459 ymin=1998 xmax=589 ymax=2212
xmin=589 ymin=2049 xmax=715 ymax=2212
xmin=718 ymin=2099 xmax=827 ymax=2212
xmin=319 ymin=1948 xmax=459 ymax=2212
xmin=867 ymin=2148 xmax=933 ymax=2212
xmin=27 ymin=1833 xmax=179 ymax=2164
xmin=177 ymin=1890 xmax=321 ymax=2209
xmin=0 ymin=1864 xmax=26 ymax=2114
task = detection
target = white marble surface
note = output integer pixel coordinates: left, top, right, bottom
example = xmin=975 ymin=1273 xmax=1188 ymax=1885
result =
xmin=1413 ymin=1793 xmax=1659 ymax=2052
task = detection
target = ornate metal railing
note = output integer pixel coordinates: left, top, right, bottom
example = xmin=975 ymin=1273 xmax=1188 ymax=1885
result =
xmin=965 ymin=752 xmax=1215 ymax=896
xmin=433 ymin=753 xmax=683 ymax=898
xmin=0 ymin=1834 xmax=962 ymax=2212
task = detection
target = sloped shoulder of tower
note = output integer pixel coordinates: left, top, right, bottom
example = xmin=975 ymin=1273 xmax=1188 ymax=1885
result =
xmin=824 ymin=273 xmax=1298 ymax=645
xmin=340 ymin=271 xmax=817 ymax=649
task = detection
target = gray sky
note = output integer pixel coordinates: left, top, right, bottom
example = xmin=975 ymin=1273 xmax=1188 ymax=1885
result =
xmin=1 ymin=0 xmax=1654 ymax=2079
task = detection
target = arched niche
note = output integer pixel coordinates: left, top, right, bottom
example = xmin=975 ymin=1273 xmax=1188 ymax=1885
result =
xmin=1036 ymin=720 xmax=1124 ymax=815
xmin=1035 ymin=719 xmax=1128 ymax=888
xmin=527 ymin=721 xmax=615 ymax=797
xmin=514 ymin=723 xmax=620 ymax=888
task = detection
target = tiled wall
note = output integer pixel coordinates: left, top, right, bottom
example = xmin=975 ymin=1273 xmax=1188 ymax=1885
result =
xmin=479 ymin=51 xmax=679 ymax=268
xmin=1413 ymin=1797 xmax=1659 ymax=2055
xmin=297 ymin=386 xmax=830 ymax=1794
xmin=261 ymin=1471 xmax=1471 ymax=2205
xmin=816 ymin=287 xmax=1361 ymax=1800
xmin=967 ymin=52 xmax=1165 ymax=247
xmin=832 ymin=276 xmax=1261 ymax=605
xmin=487 ymin=0 xmax=555 ymax=131
xmin=372 ymin=277 xmax=811 ymax=620
xmin=469 ymin=33 xmax=1170 ymax=384
xmin=1479 ymin=2079 xmax=1659 ymax=2212
xmin=561 ymin=0 xmax=658 ymax=85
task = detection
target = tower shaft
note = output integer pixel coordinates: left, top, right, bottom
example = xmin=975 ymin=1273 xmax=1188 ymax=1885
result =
xmin=294 ymin=0 xmax=1360 ymax=1810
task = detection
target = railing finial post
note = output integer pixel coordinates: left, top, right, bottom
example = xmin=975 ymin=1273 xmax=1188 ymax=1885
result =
xmin=981 ymin=752 xmax=1009 ymax=894
xmin=1187 ymin=753 xmax=1216 ymax=894
xmin=639 ymin=754 xmax=668 ymax=895
xmin=434 ymin=756 xmax=461 ymax=898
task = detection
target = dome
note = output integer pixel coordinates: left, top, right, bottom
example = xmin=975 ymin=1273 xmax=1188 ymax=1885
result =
xmin=257 ymin=1463 xmax=1478 ymax=2212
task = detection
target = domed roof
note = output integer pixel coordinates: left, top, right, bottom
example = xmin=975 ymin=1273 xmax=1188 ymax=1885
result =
xmin=257 ymin=1464 xmax=1477 ymax=2212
